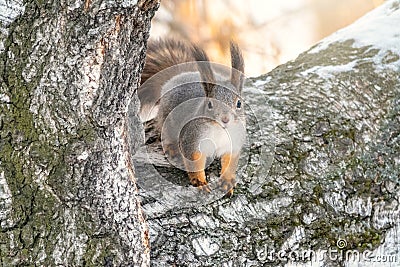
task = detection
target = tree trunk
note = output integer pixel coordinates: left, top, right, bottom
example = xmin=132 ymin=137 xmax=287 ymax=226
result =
xmin=131 ymin=1 xmax=400 ymax=266
xmin=0 ymin=0 xmax=158 ymax=265
xmin=1 ymin=0 xmax=400 ymax=267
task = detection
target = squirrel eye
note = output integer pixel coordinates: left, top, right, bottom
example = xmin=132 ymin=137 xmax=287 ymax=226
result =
xmin=236 ymin=99 xmax=242 ymax=109
xmin=208 ymin=101 xmax=213 ymax=109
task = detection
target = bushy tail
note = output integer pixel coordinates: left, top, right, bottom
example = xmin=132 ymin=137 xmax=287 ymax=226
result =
xmin=138 ymin=38 xmax=212 ymax=122
xmin=140 ymin=38 xmax=209 ymax=85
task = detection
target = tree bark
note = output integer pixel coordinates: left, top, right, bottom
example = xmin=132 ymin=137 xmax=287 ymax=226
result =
xmin=1 ymin=0 xmax=400 ymax=267
xmin=0 ymin=0 xmax=158 ymax=265
xmin=130 ymin=1 xmax=400 ymax=266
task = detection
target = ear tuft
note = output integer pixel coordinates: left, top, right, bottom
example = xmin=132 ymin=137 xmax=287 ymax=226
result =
xmin=230 ymin=41 xmax=245 ymax=92
xmin=191 ymin=44 xmax=216 ymax=97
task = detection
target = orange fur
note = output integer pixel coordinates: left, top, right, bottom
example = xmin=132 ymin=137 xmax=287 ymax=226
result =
xmin=185 ymin=151 xmax=208 ymax=187
xmin=220 ymin=153 xmax=240 ymax=196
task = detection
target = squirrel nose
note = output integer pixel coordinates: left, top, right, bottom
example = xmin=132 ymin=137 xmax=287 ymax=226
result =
xmin=221 ymin=115 xmax=230 ymax=124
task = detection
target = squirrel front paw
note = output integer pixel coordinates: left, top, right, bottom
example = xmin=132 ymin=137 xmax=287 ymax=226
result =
xmin=218 ymin=175 xmax=236 ymax=197
xmin=198 ymin=184 xmax=211 ymax=193
xmin=188 ymin=171 xmax=211 ymax=193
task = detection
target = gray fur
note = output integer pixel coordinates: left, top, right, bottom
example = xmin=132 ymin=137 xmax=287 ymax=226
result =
xmin=138 ymin=38 xmax=246 ymax=173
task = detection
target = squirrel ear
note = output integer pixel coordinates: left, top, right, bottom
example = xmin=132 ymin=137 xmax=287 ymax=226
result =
xmin=230 ymin=41 xmax=245 ymax=92
xmin=191 ymin=44 xmax=216 ymax=97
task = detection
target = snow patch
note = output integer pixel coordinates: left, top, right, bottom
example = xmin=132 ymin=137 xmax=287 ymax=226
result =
xmin=253 ymin=76 xmax=272 ymax=86
xmin=300 ymin=61 xmax=357 ymax=79
xmin=311 ymin=0 xmax=400 ymax=54
xmin=310 ymin=0 xmax=400 ymax=69
xmin=243 ymin=86 xmax=267 ymax=95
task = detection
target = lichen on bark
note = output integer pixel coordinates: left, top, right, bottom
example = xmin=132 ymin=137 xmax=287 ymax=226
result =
xmin=131 ymin=2 xmax=400 ymax=266
xmin=0 ymin=0 xmax=159 ymax=265
xmin=1 ymin=0 xmax=399 ymax=266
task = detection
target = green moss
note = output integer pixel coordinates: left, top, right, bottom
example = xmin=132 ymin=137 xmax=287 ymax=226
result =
xmin=299 ymin=41 xmax=380 ymax=70
xmin=0 ymin=5 xmax=108 ymax=259
xmin=0 ymin=9 xmax=67 ymax=265
xmin=340 ymin=229 xmax=382 ymax=251
xmin=83 ymin=239 xmax=119 ymax=266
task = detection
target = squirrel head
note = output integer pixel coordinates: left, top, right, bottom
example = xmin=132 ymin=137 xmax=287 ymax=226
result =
xmin=191 ymin=42 xmax=245 ymax=129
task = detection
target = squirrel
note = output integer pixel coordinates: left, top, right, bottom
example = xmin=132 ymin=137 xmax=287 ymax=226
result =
xmin=138 ymin=39 xmax=246 ymax=196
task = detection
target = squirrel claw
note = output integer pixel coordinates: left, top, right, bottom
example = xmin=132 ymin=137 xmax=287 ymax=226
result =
xmin=190 ymin=177 xmax=208 ymax=187
xmin=217 ymin=178 xmax=235 ymax=196
xmin=224 ymin=188 xmax=234 ymax=198
xmin=198 ymin=184 xmax=211 ymax=193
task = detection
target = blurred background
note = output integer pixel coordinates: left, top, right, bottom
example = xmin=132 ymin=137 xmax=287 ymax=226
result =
xmin=149 ymin=0 xmax=384 ymax=77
